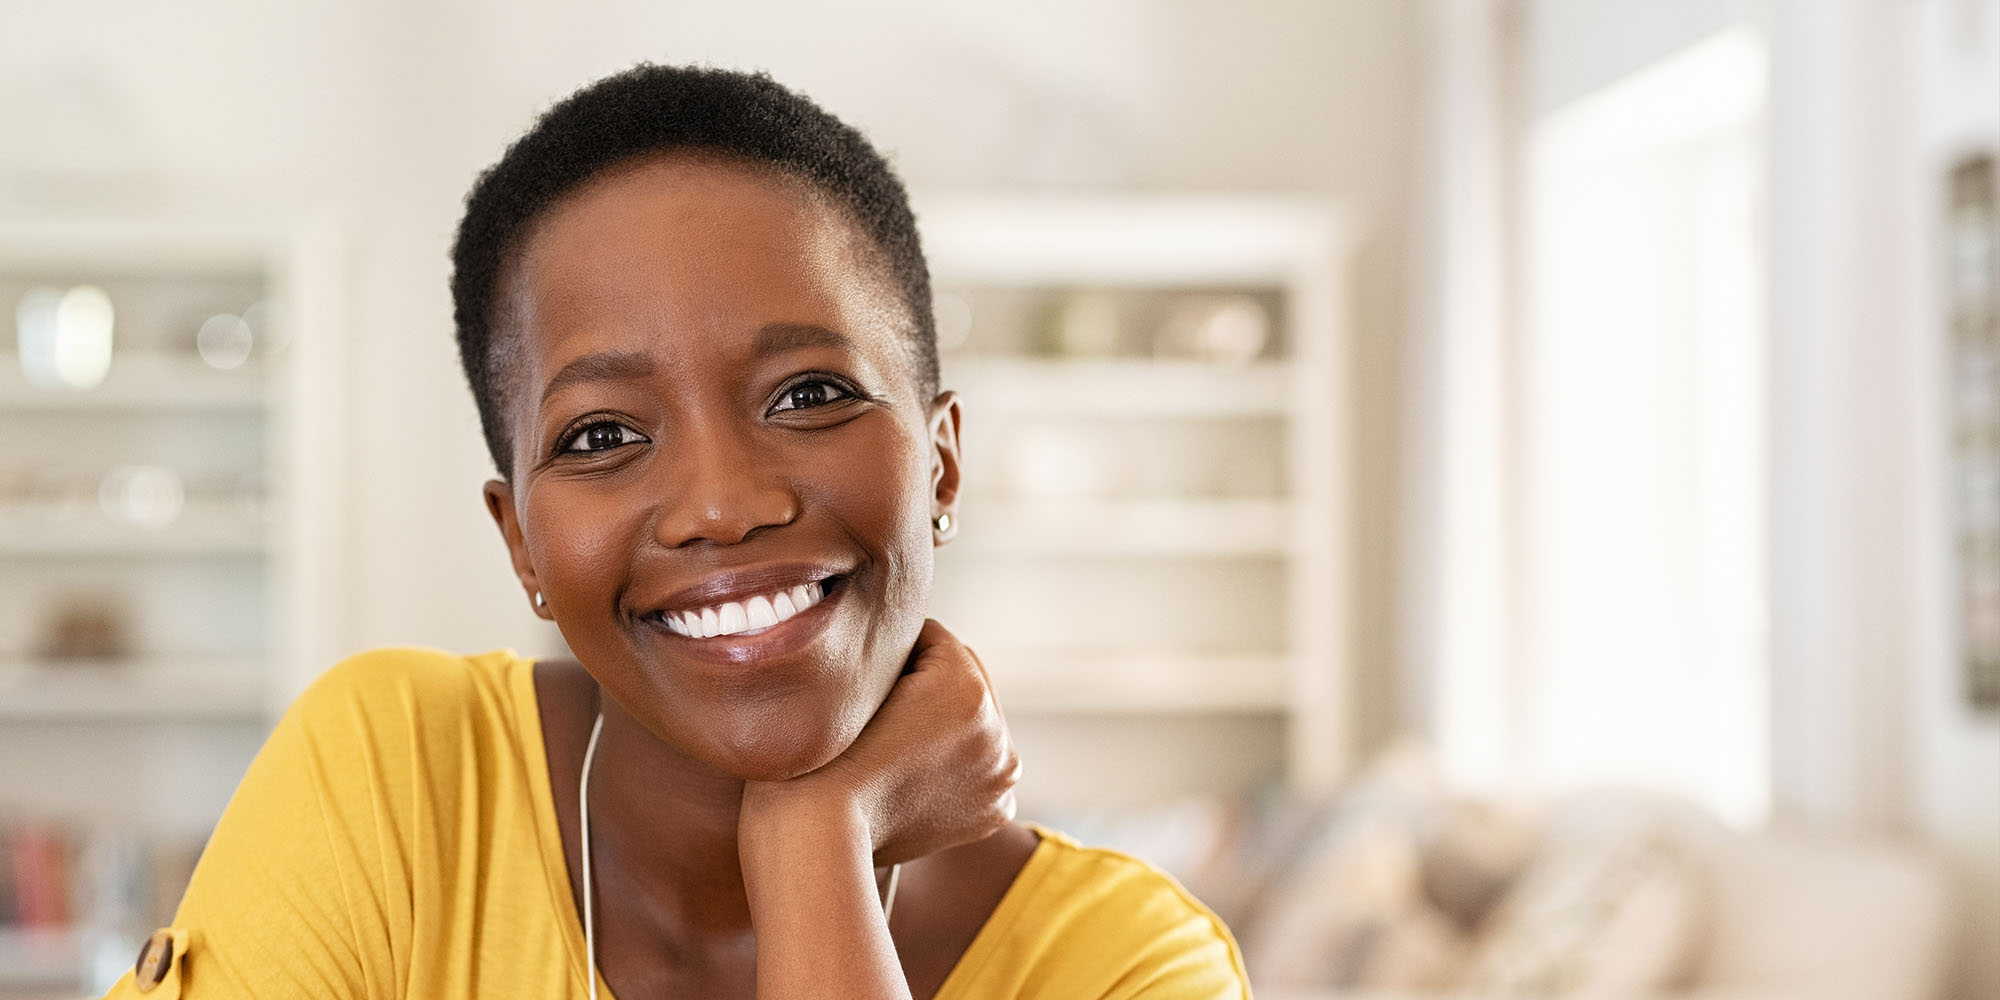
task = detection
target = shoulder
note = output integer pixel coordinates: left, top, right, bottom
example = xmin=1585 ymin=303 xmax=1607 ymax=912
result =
xmin=1024 ymin=825 xmax=1242 ymax=948
xmin=956 ymin=824 xmax=1251 ymax=999
xmin=271 ymin=646 xmax=539 ymax=802
xmin=287 ymin=645 xmax=528 ymax=734
xmin=118 ymin=648 xmax=553 ymax=998
xmin=301 ymin=644 xmax=524 ymax=703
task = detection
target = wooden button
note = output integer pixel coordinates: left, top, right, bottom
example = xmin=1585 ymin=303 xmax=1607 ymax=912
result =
xmin=134 ymin=928 xmax=176 ymax=992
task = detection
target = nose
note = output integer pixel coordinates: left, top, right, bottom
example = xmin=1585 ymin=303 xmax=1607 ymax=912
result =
xmin=649 ymin=421 xmax=798 ymax=548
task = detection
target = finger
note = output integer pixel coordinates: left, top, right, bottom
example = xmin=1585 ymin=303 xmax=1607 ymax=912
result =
xmin=914 ymin=622 xmax=1010 ymax=721
xmin=964 ymin=641 xmax=998 ymax=694
xmin=911 ymin=618 xmax=1000 ymax=694
xmin=902 ymin=618 xmax=963 ymax=677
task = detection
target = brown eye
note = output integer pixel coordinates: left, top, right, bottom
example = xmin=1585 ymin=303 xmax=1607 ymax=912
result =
xmin=560 ymin=420 xmax=646 ymax=454
xmin=771 ymin=379 xmax=853 ymax=413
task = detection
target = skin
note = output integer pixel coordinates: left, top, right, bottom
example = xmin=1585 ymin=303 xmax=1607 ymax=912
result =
xmin=480 ymin=152 xmax=1036 ymax=999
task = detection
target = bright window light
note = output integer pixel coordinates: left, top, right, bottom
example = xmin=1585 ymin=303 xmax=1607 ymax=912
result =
xmin=1519 ymin=27 xmax=1770 ymax=826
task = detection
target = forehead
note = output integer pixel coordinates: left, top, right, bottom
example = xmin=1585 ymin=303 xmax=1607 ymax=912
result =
xmin=499 ymin=152 xmax=908 ymax=390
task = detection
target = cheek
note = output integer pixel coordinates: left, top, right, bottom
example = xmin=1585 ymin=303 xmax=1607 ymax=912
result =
xmin=802 ymin=417 xmax=934 ymax=570
xmin=519 ymin=483 xmax=642 ymax=612
xmin=782 ymin=418 xmax=934 ymax=674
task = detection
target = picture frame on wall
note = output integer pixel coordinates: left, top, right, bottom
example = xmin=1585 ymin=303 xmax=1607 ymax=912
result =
xmin=1949 ymin=150 xmax=2000 ymax=712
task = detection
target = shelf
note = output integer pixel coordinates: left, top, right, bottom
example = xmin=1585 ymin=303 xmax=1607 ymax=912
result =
xmin=981 ymin=651 xmax=1289 ymax=714
xmin=945 ymin=358 xmax=1291 ymax=418
xmin=955 ymin=499 xmax=1291 ymax=556
xmin=0 ymin=355 xmax=268 ymax=412
xmin=0 ymin=659 xmax=266 ymax=721
xmin=0 ymin=502 xmax=268 ymax=558
xmin=917 ymin=194 xmax=1351 ymax=286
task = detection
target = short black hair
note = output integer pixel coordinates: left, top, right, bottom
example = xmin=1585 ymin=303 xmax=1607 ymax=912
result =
xmin=450 ymin=64 xmax=938 ymax=480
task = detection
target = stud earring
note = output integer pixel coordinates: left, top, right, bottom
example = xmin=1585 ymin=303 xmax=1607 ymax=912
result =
xmin=935 ymin=513 xmax=951 ymax=532
xmin=534 ymin=591 xmax=546 ymax=609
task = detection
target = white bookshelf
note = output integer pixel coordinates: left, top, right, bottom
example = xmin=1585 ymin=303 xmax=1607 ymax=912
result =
xmin=0 ymin=658 xmax=266 ymax=721
xmin=0 ymin=354 xmax=270 ymax=412
xmin=952 ymin=499 xmax=1292 ymax=557
xmin=0 ymin=220 xmax=346 ymax=997
xmin=948 ymin=357 xmax=1292 ymax=416
xmin=916 ymin=195 xmax=1358 ymax=811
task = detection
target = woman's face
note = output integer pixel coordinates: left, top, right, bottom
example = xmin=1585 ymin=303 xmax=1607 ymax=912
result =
xmin=482 ymin=153 xmax=961 ymax=781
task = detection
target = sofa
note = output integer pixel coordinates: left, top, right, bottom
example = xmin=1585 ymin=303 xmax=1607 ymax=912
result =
xmin=1047 ymin=749 xmax=1954 ymax=1000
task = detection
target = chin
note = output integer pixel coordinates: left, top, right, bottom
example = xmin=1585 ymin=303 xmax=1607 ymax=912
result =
xmin=701 ymin=700 xmax=868 ymax=783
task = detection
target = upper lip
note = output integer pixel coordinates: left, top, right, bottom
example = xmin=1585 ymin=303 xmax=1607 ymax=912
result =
xmin=634 ymin=561 xmax=848 ymax=616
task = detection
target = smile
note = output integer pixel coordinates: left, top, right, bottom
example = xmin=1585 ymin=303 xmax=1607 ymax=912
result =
xmin=655 ymin=580 xmax=827 ymax=639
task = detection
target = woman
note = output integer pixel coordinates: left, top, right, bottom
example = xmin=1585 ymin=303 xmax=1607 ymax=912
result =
xmin=103 ymin=65 xmax=1249 ymax=999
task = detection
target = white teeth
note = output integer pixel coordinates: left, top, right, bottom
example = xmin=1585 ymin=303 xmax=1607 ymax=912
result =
xmin=717 ymin=601 xmax=748 ymax=634
xmin=661 ymin=579 xmax=832 ymax=639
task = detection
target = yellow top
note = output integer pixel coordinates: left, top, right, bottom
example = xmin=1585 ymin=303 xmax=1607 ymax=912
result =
xmin=100 ymin=647 xmax=1251 ymax=999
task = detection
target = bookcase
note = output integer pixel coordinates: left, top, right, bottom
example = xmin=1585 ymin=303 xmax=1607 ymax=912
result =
xmin=914 ymin=195 xmax=1358 ymax=814
xmin=0 ymin=221 xmax=345 ymax=998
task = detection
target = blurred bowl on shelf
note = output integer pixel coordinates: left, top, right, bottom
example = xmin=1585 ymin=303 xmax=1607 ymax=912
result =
xmin=1050 ymin=291 xmax=1124 ymax=358
xmin=1154 ymin=295 xmax=1270 ymax=365
xmin=97 ymin=465 xmax=184 ymax=529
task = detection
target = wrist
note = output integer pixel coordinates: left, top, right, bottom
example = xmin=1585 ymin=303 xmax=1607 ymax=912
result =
xmin=739 ymin=785 xmax=874 ymax=860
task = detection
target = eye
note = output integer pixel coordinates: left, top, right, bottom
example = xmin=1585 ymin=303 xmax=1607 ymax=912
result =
xmin=770 ymin=378 xmax=856 ymax=413
xmin=559 ymin=420 xmax=648 ymax=454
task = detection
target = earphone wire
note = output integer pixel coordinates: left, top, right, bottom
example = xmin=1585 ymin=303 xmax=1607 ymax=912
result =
xmin=577 ymin=709 xmax=901 ymax=999
xmin=580 ymin=710 xmax=605 ymax=1000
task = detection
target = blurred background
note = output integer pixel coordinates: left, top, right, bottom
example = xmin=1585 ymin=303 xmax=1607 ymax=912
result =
xmin=0 ymin=0 xmax=1995 ymax=997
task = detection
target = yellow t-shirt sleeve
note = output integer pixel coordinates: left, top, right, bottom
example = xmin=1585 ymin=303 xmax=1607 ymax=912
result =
xmin=942 ymin=828 xmax=1253 ymax=1000
xmin=99 ymin=648 xmax=477 ymax=1000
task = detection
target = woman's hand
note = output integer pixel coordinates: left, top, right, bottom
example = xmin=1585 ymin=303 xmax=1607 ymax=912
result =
xmin=740 ymin=618 xmax=1020 ymax=864
xmin=734 ymin=620 xmax=1019 ymax=999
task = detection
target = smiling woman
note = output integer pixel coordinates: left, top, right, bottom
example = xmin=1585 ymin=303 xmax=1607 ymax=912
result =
xmin=96 ymin=65 xmax=1249 ymax=1000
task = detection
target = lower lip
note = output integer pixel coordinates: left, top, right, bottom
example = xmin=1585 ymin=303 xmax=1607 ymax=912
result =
xmin=642 ymin=581 xmax=843 ymax=664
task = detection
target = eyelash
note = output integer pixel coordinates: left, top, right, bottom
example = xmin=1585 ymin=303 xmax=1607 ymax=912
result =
xmin=550 ymin=376 xmax=868 ymax=458
xmin=556 ymin=418 xmax=647 ymax=456
xmin=769 ymin=375 xmax=864 ymax=414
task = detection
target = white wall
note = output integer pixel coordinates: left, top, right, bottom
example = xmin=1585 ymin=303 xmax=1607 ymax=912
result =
xmin=1765 ymin=4 xmax=2000 ymax=997
xmin=1902 ymin=2 xmax=2000 ymax=996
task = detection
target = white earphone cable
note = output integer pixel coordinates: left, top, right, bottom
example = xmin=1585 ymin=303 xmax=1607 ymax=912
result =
xmin=580 ymin=711 xmax=605 ymax=1000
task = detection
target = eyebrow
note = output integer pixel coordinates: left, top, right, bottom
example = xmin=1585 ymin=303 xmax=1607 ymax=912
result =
xmin=539 ymin=350 xmax=658 ymax=406
xmin=753 ymin=322 xmax=852 ymax=356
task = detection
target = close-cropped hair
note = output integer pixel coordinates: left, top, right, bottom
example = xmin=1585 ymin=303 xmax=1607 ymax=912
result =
xmin=450 ymin=63 xmax=939 ymax=480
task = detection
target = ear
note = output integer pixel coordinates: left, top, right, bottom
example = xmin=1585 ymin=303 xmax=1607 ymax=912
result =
xmin=927 ymin=390 xmax=963 ymax=546
xmin=483 ymin=478 xmax=553 ymax=619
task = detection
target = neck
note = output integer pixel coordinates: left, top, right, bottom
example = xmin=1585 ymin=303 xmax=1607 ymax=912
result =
xmin=585 ymin=700 xmax=761 ymax=934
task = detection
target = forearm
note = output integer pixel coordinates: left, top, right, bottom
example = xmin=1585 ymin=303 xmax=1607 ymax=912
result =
xmin=739 ymin=796 xmax=910 ymax=1000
